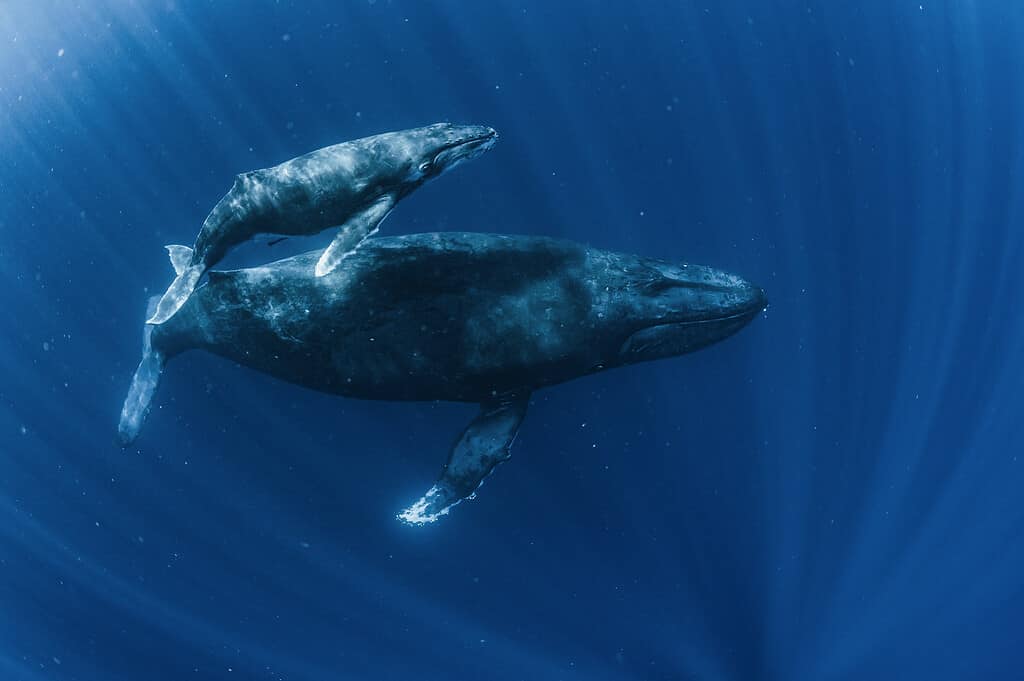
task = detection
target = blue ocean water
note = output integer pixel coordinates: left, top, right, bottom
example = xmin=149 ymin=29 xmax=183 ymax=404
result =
xmin=3 ymin=1 xmax=1023 ymax=679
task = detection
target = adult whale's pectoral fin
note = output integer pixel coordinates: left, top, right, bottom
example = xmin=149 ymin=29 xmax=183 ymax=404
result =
xmin=399 ymin=393 xmax=530 ymax=525
xmin=315 ymin=194 xmax=395 ymax=277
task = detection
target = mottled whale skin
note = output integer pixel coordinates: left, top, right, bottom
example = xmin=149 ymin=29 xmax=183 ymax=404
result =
xmin=147 ymin=122 xmax=498 ymax=325
xmin=120 ymin=233 xmax=766 ymax=523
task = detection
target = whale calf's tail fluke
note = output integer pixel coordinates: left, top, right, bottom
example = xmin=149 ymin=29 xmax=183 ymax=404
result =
xmin=118 ymin=296 xmax=166 ymax=445
xmin=146 ymin=245 xmax=203 ymax=325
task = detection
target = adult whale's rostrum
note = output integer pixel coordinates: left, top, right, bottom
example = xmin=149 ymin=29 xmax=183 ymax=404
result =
xmin=146 ymin=122 xmax=498 ymax=325
xmin=120 ymin=233 xmax=766 ymax=524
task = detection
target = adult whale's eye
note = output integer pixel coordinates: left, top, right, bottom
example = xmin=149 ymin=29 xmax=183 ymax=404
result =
xmin=419 ymin=161 xmax=432 ymax=173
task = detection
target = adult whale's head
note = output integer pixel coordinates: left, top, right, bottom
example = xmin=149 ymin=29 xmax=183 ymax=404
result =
xmin=369 ymin=122 xmax=499 ymax=191
xmin=597 ymin=259 xmax=767 ymax=371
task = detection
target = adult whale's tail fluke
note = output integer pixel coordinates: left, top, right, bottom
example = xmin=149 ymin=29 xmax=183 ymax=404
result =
xmin=118 ymin=296 xmax=166 ymax=445
xmin=146 ymin=245 xmax=203 ymax=325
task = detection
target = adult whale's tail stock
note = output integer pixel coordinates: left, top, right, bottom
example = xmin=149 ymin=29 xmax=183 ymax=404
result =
xmin=118 ymin=295 xmax=167 ymax=445
xmin=146 ymin=245 xmax=203 ymax=325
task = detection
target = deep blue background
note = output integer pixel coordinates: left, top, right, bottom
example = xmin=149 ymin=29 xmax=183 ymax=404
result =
xmin=2 ymin=1 xmax=1023 ymax=679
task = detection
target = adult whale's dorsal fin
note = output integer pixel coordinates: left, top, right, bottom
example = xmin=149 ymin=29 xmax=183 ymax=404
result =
xmin=314 ymin=193 xmax=395 ymax=277
xmin=398 ymin=393 xmax=530 ymax=525
xmin=165 ymin=245 xmax=194 ymax=276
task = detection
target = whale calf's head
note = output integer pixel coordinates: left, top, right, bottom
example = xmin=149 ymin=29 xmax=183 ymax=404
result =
xmin=610 ymin=261 xmax=767 ymax=367
xmin=377 ymin=122 xmax=498 ymax=186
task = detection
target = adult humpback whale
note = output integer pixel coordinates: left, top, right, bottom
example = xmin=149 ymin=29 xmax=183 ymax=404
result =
xmin=146 ymin=122 xmax=498 ymax=325
xmin=120 ymin=233 xmax=766 ymax=524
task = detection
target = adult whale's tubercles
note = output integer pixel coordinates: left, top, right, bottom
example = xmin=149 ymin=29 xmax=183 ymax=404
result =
xmin=121 ymin=233 xmax=767 ymax=522
xmin=146 ymin=122 xmax=498 ymax=325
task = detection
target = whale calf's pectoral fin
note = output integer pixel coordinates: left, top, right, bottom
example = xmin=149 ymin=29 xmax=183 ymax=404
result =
xmin=315 ymin=194 xmax=396 ymax=277
xmin=165 ymin=245 xmax=194 ymax=276
xmin=399 ymin=393 xmax=530 ymax=525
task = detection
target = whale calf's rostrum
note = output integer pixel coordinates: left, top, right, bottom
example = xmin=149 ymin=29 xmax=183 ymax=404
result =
xmin=119 ymin=232 xmax=766 ymax=523
xmin=146 ymin=122 xmax=498 ymax=325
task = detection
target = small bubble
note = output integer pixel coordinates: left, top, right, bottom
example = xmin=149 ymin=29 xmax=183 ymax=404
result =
xmin=57 ymin=48 xmax=65 ymax=57
xmin=281 ymin=33 xmax=291 ymax=42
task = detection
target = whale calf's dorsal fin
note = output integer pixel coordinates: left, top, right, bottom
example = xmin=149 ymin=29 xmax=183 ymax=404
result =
xmin=398 ymin=393 xmax=530 ymax=524
xmin=315 ymin=193 xmax=396 ymax=277
xmin=165 ymin=245 xmax=194 ymax=276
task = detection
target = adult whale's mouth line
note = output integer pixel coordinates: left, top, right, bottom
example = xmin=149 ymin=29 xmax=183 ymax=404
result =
xmin=650 ymin=290 xmax=769 ymax=329
xmin=619 ymin=291 xmax=767 ymax=359
xmin=673 ymin=306 xmax=767 ymax=327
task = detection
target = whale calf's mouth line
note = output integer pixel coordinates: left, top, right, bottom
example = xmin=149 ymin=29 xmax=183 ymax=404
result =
xmin=441 ymin=129 xmax=498 ymax=153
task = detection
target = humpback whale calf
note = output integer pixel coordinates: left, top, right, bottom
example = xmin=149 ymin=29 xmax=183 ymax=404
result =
xmin=146 ymin=122 xmax=498 ymax=325
xmin=120 ymin=233 xmax=766 ymax=524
